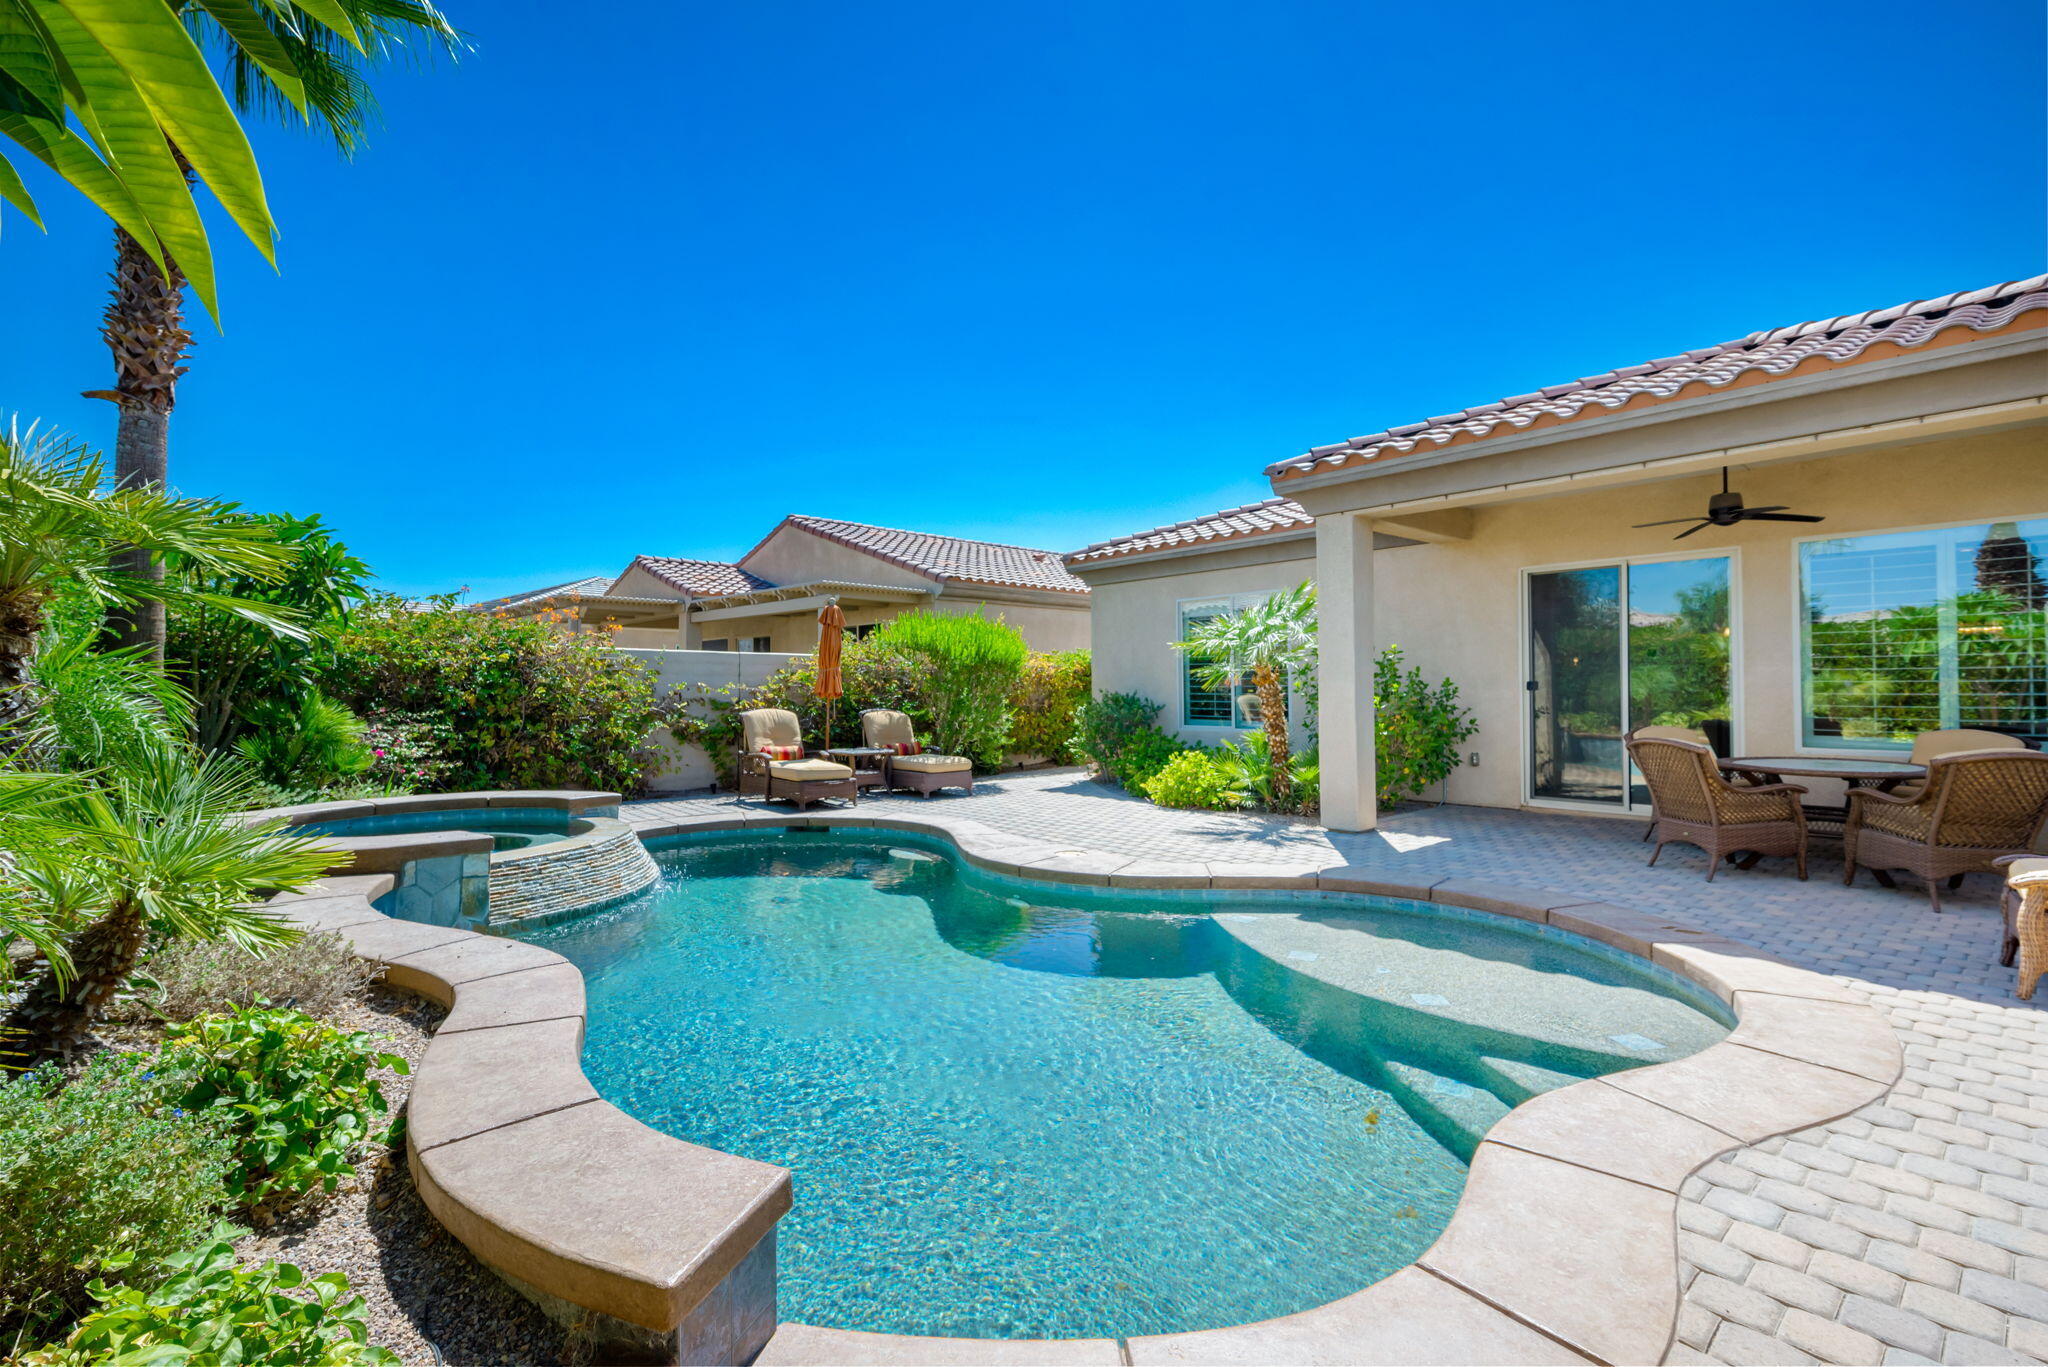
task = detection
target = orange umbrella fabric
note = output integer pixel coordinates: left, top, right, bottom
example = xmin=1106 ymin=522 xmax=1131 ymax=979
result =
xmin=814 ymin=601 xmax=846 ymax=747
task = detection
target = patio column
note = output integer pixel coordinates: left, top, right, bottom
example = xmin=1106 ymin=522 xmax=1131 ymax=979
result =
xmin=1316 ymin=512 xmax=1376 ymax=832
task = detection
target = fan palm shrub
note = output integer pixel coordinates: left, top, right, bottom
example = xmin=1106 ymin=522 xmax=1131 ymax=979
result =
xmin=0 ymin=752 xmax=336 ymax=1063
xmin=1174 ymin=582 xmax=1316 ymax=808
xmin=0 ymin=421 xmax=299 ymax=739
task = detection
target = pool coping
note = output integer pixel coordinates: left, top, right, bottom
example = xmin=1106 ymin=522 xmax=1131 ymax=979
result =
xmin=256 ymin=795 xmax=1902 ymax=1366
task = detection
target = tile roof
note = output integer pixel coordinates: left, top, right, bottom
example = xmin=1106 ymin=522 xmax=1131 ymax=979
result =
xmin=1271 ymin=273 xmax=2048 ymax=481
xmin=773 ymin=515 xmax=1089 ymax=595
xmin=469 ymin=576 xmax=614 ymax=612
xmin=1065 ymin=498 xmax=1313 ymax=566
xmin=631 ymin=556 xmax=772 ymax=596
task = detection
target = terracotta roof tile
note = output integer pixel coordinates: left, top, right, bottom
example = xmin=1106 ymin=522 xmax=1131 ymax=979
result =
xmin=1065 ymin=498 xmax=1313 ymax=565
xmin=1270 ymin=273 xmax=2048 ymax=481
xmin=632 ymin=557 xmax=772 ymax=596
xmin=777 ymin=516 xmax=1088 ymax=594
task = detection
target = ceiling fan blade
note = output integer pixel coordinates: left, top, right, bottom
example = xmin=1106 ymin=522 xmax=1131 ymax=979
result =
xmin=1742 ymin=513 xmax=1826 ymax=523
xmin=1738 ymin=506 xmax=1789 ymax=515
xmin=1673 ymin=521 xmax=1710 ymax=540
xmin=1634 ymin=517 xmax=1705 ymax=527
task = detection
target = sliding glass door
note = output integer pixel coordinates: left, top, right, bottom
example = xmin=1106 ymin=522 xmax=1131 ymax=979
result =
xmin=1528 ymin=555 xmax=1733 ymax=811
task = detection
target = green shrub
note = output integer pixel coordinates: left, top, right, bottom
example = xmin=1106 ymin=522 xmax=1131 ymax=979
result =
xmin=235 ymin=692 xmax=373 ymax=790
xmin=123 ymin=932 xmax=378 ymax=1024
xmin=1007 ymin=650 xmax=1091 ymax=761
xmin=321 ymin=596 xmax=659 ymax=792
xmin=667 ymin=638 xmax=929 ymax=786
xmin=1212 ymin=731 xmax=1320 ymax=815
xmin=23 ymin=1224 xmax=397 ymax=1367
xmin=0 ymin=1055 xmax=233 ymax=1340
xmin=1140 ymin=749 xmax=1241 ymax=810
xmin=871 ymin=610 xmax=1028 ymax=769
xmin=359 ymin=709 xmax=455 ymax=792
xmin=155 ymin=1006 xmax=405 ymax=1214
xmin=1374 ymin=645 xmax=1479 ymax=808
xmin=1068 ymin=692 xmax=1189 ymax=789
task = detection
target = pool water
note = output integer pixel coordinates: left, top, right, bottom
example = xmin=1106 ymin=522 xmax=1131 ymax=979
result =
xmin=516 ymin=831 xmax=1729 ymax=1340
xmin=290 ymin=807 xmax=575 ymax=852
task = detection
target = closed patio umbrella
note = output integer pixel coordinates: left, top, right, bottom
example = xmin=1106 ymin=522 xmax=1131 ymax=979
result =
xmin=814 ymin=599 xmax=846 ymax=750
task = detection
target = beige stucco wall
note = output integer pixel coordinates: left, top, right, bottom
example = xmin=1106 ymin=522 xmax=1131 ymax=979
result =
xmin=696 ymin=597 xmax=1090 ymax=654
xmin=737 ymin=526 xmax=940 ymax=591
xmin=1083 ymin=543 xmax=1316 ymax=743
xmin=606 ymin=562 xmax=688 ymax=600
xmin=932 ymin=595 xmax=1092 ymax=653
xmin=1084 ymin=425 xmax=2045 ymax=807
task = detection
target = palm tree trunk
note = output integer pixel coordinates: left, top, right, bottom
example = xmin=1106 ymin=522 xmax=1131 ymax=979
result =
xmin=1255 ymin=664 xmax=1293 ymax=807
xmin=90 ymin=226 xmax=191 ymax=662
xmin=0 ymin=585 xmax=48 ymax=744
xmin=1 ymin=898 xmax=150 ymax=1067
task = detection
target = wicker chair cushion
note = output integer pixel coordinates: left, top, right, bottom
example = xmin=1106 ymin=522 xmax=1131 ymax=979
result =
xmin=862 ymin=710 xmax=918 ymax=749
xmin=1892 ymin=731 xmax=2028 ymax=799
xmin=1633 ymin=724 xmax=1712 ymax=751
xmin=2010 ymin=858 xmax=2048 ymax=884
xmin=742 ymin=709 xmax=803 ymax=750
xmin=767 ymin=759 xmax=852 ymax=781
xmin=890 ymin=753 xmax=971 ymax=774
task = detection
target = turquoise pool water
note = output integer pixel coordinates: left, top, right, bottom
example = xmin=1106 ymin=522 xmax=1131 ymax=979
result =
xmin=290 ymin=807 xmax=575 ymax=852
xmin=515 ymin=830 xmax=1730 ymax=1340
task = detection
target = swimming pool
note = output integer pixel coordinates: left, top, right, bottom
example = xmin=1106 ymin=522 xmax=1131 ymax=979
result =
xmin=514 ymin=829 xmax=1732 ymax=1340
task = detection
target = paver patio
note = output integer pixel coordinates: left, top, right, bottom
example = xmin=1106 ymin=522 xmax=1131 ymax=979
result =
xmin=625 ymin=770 xmax=2048 ymax=1366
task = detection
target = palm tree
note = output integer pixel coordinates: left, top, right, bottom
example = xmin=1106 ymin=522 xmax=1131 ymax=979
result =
xmin=1175 ymin=582 xmax=1317 ymax=807
xmin=95 ymin=0 xmax=459 ymax=655
xmin=0 ymin=420 xmax=300 ymax=738
xmin=0 ymin=751 xmax=336 ymax=1063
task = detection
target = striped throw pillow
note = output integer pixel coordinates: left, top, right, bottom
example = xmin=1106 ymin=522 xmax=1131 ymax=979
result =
xmin=757 ymin=743 xmax=803 ymax=760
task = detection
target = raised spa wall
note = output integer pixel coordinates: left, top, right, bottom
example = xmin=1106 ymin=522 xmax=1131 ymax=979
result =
xmin=253 ymin=798 xmax=1905 ymax=1367
xmin=257 ymin=791 xmax=657 ymax=930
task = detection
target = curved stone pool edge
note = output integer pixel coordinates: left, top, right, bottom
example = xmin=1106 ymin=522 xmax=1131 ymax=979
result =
xmin=253 ymin=797 xmax=1903 ymax=1367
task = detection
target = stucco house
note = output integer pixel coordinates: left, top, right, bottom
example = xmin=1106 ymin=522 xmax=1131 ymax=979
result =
xmin=1067 ymin=273 xmax=2048 ymax=831
xmin=474 ymin=514 xmax=1091 ymax=653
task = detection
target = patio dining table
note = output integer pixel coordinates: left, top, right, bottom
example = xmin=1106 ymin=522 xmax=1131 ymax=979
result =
xmin=1717 ymin=755 xmax=1926 ymax=838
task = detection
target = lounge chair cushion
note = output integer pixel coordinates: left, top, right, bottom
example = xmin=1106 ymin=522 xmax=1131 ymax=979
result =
xmin=863 ymin=709 xmax=919 ymax=749
xmin=890 ymin=753 xmax=971 ymax=775
xmin=768 ymin=759 xmax=853 ymax=781
xmin=742 ymin=709 xmax=804 ymax=751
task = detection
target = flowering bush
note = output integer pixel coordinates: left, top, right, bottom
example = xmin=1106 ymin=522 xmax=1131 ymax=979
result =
xmin=322 ymin=597 xmax=659 ymax=792
xmin=357 ymin=710 xmax=455 ymax=791
xmin=0 ymin=1054 xmax=232 ymax=1341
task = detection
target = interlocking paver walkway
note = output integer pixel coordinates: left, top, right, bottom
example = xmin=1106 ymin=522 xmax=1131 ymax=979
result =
xmin=627 ymin=770 xmax=2048 ymax=1365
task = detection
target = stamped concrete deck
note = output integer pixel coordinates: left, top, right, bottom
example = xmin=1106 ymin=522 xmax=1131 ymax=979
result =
xmin=627 ymin=770 xmax=2048 ymax=1366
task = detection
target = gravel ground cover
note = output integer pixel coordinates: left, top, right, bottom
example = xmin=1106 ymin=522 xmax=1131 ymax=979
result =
xmin=234 ymin=987 xmax=569 ymax=1367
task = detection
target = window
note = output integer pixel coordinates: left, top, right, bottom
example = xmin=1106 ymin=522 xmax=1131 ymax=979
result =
xmin=737 ymin=635 xmax=773 ymax=652
xmin=851 ymin=623 xmax=881 ymax=640
xmin=703 ymin=638 xmax=729 ymax=651
xmin=1800 ymin=517 xmax=2047 ymax=750
xmin=1177 ymin=594 xmax=1282 ymax=729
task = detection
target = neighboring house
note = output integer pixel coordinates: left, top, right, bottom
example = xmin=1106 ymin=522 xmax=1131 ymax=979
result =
xmin=478 ymin=515 xmax=1091 ymax=653
xmin=1068 ymin=273 xmax=2048 ymax=831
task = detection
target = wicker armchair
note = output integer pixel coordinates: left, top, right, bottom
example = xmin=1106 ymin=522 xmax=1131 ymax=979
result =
xmin=1887 ymin=730 xmax=2029 ymax=800
xmin=1629 ymin=725 xmax=1713 ymax=842
xmin=1844 ymin=750 xmax=2048 ymax=912
xmin=735 ymin=708 xmax=857 ymax=809
xmin=1627 ymin=736 xmax=1809 ymax=881
xmin=860 ymin=709 xmax=974 ymax=798
xmin=1999 ymin=856 xmax=2048 ymax=1000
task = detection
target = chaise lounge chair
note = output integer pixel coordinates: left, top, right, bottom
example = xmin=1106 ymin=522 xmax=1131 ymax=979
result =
xmin=736 ymin=708 xmax=857 ymax=809
xmin=860 ymin=709 xmax=974 ymax=798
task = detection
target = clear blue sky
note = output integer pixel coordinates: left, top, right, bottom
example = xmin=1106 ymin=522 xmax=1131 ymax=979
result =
xmin=4 ymin=0 xmax=2041 ymax=600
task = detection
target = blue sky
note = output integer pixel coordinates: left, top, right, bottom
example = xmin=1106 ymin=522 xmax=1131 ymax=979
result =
xmin=3 ymin=0 xmax=2041 ymax=600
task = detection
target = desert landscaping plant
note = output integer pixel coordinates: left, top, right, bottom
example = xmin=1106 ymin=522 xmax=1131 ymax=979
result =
xmin=1174 ymin=583 xmax=1315 ymax=808
xmin=1373 ymin=644 xmax=1479 ymax=808
xmin=124 ymin=931 xmax=377 ymax=1024
xmin=1007 ymin=649 xmax=1091 ymax=762
xmin=869 ymin=610 xmax=1029 ymax=768
xmin=0 ymin=1053 xmax=233 ymax=1342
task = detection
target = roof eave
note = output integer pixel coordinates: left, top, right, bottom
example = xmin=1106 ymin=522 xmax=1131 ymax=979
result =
xmin=1065 ymin=523 xmax=1318 ymax=574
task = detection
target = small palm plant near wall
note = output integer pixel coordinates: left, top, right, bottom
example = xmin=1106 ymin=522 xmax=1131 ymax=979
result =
xmin=1174 ymin=583 xmax=1317 ymax=808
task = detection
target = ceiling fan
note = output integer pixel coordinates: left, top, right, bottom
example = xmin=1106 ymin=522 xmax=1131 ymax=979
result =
xmin=1634 ymin=467 xmax=1825 ymax=540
